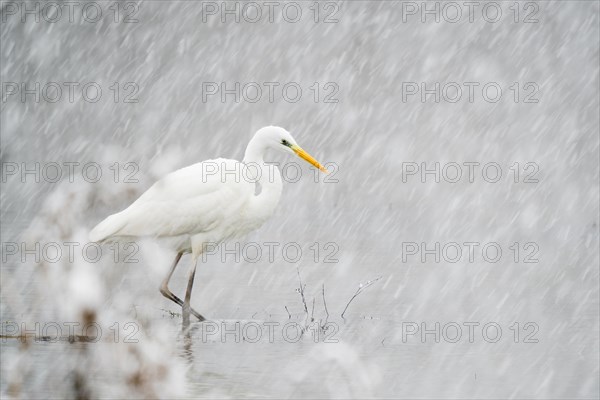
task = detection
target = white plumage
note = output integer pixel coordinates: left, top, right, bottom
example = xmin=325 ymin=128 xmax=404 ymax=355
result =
xmin=90 ymin=158 xmax=254 ymax=245
xmin=89 ymin=126 xmax=327 ymax=324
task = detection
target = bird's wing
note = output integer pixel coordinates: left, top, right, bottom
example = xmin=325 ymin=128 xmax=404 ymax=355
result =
xmin=134 ymin=158 xmax=236 ymax=204
xmin=90 ymin=158 xmax=254 ymax=240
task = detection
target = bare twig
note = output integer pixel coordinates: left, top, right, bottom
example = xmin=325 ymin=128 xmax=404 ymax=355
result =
xmin=341 ymin=276 xmax=383 ymax=319
xmin=296 ymin=267 xmax=309 ymax=314
xmin=284 ymin=306 xmax=291 ymax=319
xmin=321 ymin=283 xmax=330 ymax=328
xmin=310 ymin=298 xmax=315 ymax=323
xmin=295 ymin=267 xmax=311 ymax=332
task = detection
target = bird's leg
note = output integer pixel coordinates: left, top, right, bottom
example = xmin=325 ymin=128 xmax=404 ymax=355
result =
xmin=182 ymin=256 xmax=199 ymax=327
xmin=160 ymin=252 xmax=205 ymax=321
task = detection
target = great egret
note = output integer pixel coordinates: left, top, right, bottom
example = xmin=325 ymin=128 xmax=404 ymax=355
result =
xmin=89 ymin=126 xmax=327 ymax=325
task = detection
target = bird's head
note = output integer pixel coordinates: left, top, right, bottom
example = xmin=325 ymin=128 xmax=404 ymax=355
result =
xmin=255 ymin=126 xmax=328 ymax=173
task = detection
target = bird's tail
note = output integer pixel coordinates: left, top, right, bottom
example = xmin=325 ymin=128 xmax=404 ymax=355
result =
xmin=89 ymin=212 xmax=127 ymax=243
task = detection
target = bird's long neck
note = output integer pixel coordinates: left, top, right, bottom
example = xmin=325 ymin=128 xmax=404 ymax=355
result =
xmin=243 ymin=137 xmax=283 ymax=224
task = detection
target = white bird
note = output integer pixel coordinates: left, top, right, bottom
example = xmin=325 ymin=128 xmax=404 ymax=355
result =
xmin=89 ymin=126 xmax=327 ymax=325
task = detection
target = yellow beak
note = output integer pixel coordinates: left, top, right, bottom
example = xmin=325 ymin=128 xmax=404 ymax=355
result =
xmin=291 ymin=145 xmax=328 ymax=173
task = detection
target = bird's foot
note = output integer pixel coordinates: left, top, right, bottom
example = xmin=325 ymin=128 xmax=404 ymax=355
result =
xmin=191 ymin=308 xmax=206 ymax=322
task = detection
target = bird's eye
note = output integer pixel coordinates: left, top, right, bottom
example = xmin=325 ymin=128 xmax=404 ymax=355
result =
xmin=281 ymin=139 xmax=289 ymax=146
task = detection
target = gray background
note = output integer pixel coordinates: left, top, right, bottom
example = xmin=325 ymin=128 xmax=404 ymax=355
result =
xmin=1 ymin=1 xmax=599 ymax=398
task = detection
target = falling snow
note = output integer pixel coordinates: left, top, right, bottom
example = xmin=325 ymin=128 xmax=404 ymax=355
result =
xmin=1 ymin=1 xmax=599 ymax=399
